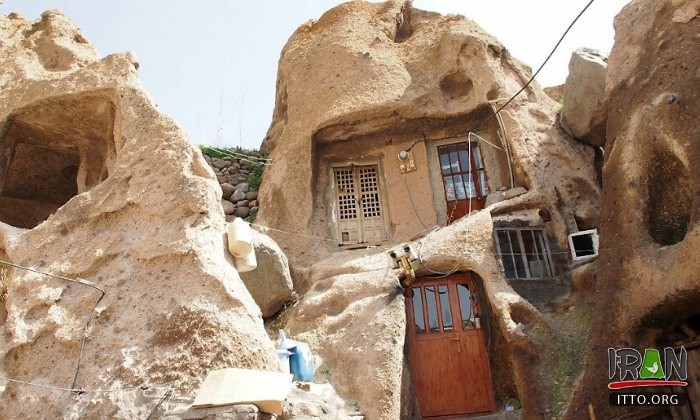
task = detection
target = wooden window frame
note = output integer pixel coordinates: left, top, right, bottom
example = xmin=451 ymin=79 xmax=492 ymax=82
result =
xmin=437 ymin=141 xmax=490 ymax=203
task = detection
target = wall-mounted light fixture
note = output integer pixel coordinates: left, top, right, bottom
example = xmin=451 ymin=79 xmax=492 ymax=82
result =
xmin=398 ymin=150 xmax=416 ymax=173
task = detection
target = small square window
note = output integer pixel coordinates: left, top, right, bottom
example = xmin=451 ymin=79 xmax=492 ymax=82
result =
xmin=568 ymin=229 xmax=599 ymax=261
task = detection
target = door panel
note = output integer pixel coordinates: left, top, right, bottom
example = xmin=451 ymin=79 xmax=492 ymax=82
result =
xmin=406 ymin=274 xmax=496 ymax=418
xmin=333 ymin=165 xmax=386 ymax=245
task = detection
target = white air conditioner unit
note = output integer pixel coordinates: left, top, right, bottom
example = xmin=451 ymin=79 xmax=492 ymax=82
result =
xmin=568 ymin=229 xmax=599 ymax=261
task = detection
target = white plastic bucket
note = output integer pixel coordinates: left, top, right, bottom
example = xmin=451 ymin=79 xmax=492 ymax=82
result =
xmin=234 ymin=249 xmax=257 ymax=273
xmin=227 ymin=217 xmax=253 ymax=257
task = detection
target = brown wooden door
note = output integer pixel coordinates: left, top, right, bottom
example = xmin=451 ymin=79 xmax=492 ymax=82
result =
xmin=438 ymin=142 xmax=489 ymax=224
xmin=406 ymin=273 xmax=496 ymax=418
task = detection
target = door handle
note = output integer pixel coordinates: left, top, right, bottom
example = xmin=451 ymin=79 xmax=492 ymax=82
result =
xmin=449 ymin=336 xmax=462 ymax=352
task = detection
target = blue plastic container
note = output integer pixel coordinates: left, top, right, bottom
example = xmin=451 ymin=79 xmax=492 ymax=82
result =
xmin=288 ymin=342 xmax=314 ymax=382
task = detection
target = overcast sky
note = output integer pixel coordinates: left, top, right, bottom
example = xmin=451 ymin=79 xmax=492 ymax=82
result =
xmin=1 ymin=0 xmax=629 ymax=150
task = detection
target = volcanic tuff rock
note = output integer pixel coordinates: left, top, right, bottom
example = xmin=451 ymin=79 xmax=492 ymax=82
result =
xmin=239 ymin=230 xmax=294 ymax=318
xmin=261 ymin=0 xmax=602 ymax=418
xmin=567 ymin=0 xmax=700 ymax=418
xmin=560 ymin=47 xmax=608 ymax=147
xmin=258 ymin=0 xmax=600 ymax=265
xmin=0 ymin=10 xmax=277 ymax=419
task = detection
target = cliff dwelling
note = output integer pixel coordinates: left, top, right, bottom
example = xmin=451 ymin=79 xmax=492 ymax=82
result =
xmin=0 ymin=0 xmax=698 ymax=419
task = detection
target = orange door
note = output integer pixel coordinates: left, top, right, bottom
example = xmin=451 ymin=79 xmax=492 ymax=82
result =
xmin=438 ymin=142 xmax=489 ymax=224
xmin=406 ymin=273 xmax=496 ymax=418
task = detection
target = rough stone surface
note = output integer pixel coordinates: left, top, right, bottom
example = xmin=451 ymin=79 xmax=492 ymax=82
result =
xmin=235 ymin=183 xmax=250 ymax=194
xmin=0 ymin=11 xmax=277 ymax=419
xmin=259 ymin=2 xmax=600 ymax=418
xmin=239 ymin=230 xmax=294 ymax=318
xmin=566 ymin=0 xmax=700 ymax=418
xmin=231 ymin=190 xmax=246 ymax=202
xmin=234 ymin=207 xmax=251 ymax=218
xmin=560 ymin=48 xmax=608 ymax=147
xmin=221 ymin=183 xmax=236 ymax=199
xmin=222 ymin=200 xmax=236 ymax=215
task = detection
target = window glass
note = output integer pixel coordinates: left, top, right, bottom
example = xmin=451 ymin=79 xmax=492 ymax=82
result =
xmin=472 ymin=143 xmax=484 ymax=169
xmin=496 ymin=230 xmax=516 ymax=278
xmin=438 ymin=285 xmax=453 ymax=331
xmin=457 ymin=146 xmax=471 ymax=173
xmin=449 ymin=149 xmax=460 ymax=173
xmin=425 ymin=286 xmax=440 ymax=333
xmin=478 ymin=171 xmax=489 ymax=195
xmin=440 ymin=151 xmax=452 ymax=175
xmin=453 ymin=175 xmax=467 ymax=200
xmin=495 ymin=229 xmax=553 ymax=279
xmin=412 ymin=287 xmax=425 ymax=334
xmin=457 ymin=284 xmax=474 ymax=329
xmin=443 ymin=176 xmax=456 ymax=201
xmin=508 ymin=230 xmax=527 ymax=278
xmin=464 ymin=175 xmax=476 ymax=198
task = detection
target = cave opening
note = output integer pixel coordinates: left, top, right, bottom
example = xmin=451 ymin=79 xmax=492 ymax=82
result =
xmin=0 ymin=91 xmax=116 ymax=229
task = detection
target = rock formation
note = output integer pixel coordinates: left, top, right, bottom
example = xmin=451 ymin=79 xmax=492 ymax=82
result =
xmin=240 ymin=230 xmax=294 ymax=318
xmin=560 ymin=48 xmax=608 ymax=147
xmin=259 ymin=1 xmax=602 ymax=418
xmin=0 ymin=11 xmax=277 ymax=419
xmin=567 ymin=0 xmax=700 ymax=418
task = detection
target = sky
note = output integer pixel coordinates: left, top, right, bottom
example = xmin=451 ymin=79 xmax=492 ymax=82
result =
xmin=0 ymin=0 xmax=629 ymax=150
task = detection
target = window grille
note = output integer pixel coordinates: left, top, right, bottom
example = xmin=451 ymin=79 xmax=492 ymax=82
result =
xmin=494 ymin=228 xmax=554 ymax=279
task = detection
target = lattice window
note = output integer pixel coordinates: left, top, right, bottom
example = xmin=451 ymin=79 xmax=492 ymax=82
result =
xmin=359 ymin=166 xmax=381 ymax=219
xmin=335 ymin=168 xmax=357 ymax=220
xmin=333 ymin=164 xmax=386 ymax=245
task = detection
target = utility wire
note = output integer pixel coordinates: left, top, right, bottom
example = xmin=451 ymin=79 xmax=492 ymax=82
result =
xmin=476 ymin=0 xmax=595 ymax=132
xmin=0 ymin=259 xmax=105 ymax=396
xmin=0 ymin=376 xmax=161 ymax=394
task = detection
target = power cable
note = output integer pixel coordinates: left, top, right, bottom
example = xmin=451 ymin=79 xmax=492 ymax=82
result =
xmin=0 ymin=259 xmax=105 ymax=397
xmin=476 ymin=0 xmax=596 ymax=132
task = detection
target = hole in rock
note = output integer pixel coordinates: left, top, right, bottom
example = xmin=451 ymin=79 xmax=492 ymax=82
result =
xmin=647 ymin=148 xmax=692 ymax=246
xmin=0 ymin=91 xmax=116 ymax=229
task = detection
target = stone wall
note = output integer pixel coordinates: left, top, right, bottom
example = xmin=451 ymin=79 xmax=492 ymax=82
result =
xmin=201 ymin=149 xmax=263 ymax=221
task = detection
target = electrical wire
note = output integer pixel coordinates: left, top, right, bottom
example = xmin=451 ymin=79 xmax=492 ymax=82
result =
xmin=0 ymin=259 xmax=105 ymax=397
xmin=402 ymin=176 xmax=430 ymax=231
xmin=0 ymin=259 xmax=103 ymax=294
xmin=0 ymin=377 xmax=162 ymax=394
xmin=476 ymin=0 xmax=596 ymax=132
xmin=146 ymin=389 xmax=173 ymax=419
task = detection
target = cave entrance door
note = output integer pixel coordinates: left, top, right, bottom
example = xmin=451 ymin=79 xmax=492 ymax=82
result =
xmin=405 ymin=272 xmax=496 ymax=418
xmin=438 ymin=142 xmax=489 ymax=224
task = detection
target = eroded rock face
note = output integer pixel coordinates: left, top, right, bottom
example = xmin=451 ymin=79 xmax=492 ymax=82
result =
xmin=567 ymin=0 xmax=700 ymax=418
xmin=0 ymin=11 xmax=277 ymax=418
xmin=240 ymin=230 xmax=294 ymax=318
xmin=261 ymin=1 xmax=602 ymax=418
xmin=560 ymin=48 xmax=608 ymax=147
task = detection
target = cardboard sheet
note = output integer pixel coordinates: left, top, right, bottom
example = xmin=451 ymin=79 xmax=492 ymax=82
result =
xmin=192 ymin=368 xmax=293 ymax=415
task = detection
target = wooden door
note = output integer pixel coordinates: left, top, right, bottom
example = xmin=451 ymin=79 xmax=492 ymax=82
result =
xmin=333 ymin=165 xmax=386 ymax=245
xmin=406 ymin=273 xmax=496 ymax=418
xmin=438 ymin=142 xmax=489 ymax=224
